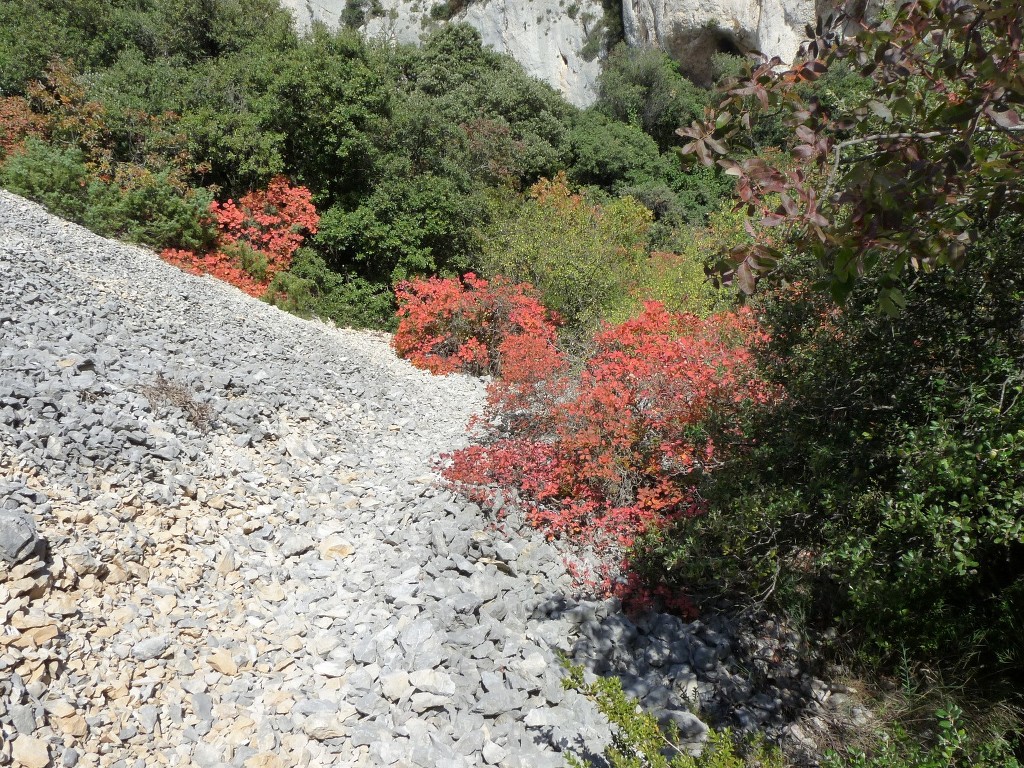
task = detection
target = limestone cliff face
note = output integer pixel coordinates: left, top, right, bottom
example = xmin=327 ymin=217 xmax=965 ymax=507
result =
xmin=279 ymin=0 xmax=821 ymax=105
xmin=623 ymin=0 xmax=818 ymax=84
xmin=279 ymin=0 xmax=606 ymax=107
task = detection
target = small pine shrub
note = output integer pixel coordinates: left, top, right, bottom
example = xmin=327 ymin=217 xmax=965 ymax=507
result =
xmin=83 ymin=167 xmax=215 ymax=251
xmin=0 ymin=139 xmax=91 ymax=221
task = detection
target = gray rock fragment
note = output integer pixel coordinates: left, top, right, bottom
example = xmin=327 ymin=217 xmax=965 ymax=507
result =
xmin=131 ymin=635 xmax=171 ymax=661
xmin=0 ymin=509 xmax=41 ymax=565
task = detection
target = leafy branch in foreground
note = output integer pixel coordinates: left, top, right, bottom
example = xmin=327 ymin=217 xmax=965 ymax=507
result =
xmin=680 ymin=0 xmax=1024 ymax=307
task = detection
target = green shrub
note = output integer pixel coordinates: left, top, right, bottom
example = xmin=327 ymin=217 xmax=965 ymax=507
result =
xmin=651 ymin=219 xmax=1024 ymax=672
xmin=597 ymin=43 xmax=709 ymax=151
xmin=2 ymin=139 xmax=214 ymax=251
xmin=479 ymin=174 xmax=651 ymax=342
xmin=267 ymin=248 xmax=396 ymax=330
xmin=563 ymin=663 xmax=783 ymax=768
xmin=314 ymin=171 xmax=482 ymax=285
xmin=1 ymin=139 xmax=91 ymax=221
xmin=823 ymin=707 xmax=1021 ymax=768
xmin=616 ymin=204 xmax=744 ymax=320
xmin=85 ymin=170 xmax=214 ymax=251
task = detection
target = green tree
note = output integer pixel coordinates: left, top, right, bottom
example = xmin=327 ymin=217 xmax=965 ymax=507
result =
xmin=480 ymin=173 xmax=651 ymax=340
xmin=315 ymin=171 xmax=482 ymax=284
xmin=0 ymin=0 xmax=295 ymax=93
xmin=597 ymin=42 xmax=709 ymax=151
xmin=681 ymin=1 xmax=1024 ymax=304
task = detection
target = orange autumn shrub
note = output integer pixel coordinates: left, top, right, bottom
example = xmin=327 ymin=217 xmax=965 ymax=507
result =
xmin=0 ymin=96 xmax=48 ymax=158
xmin=393 ymin=273 xmax=561 ymax=376
xmin=161 ymin=177 xmax=318 ymax=297
xmin=433 ymin=301 xmax=775 ymax=607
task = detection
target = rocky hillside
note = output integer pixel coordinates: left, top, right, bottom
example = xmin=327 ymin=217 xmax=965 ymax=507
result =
xmin=0 ymin=192 xmax=853 ymax=767
xmin=279 ymin=0 xmax=825 ymax=105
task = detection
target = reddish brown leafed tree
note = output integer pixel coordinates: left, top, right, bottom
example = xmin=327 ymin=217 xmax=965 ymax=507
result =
xmin=680 ymin=0 xmax=1024 ymax=310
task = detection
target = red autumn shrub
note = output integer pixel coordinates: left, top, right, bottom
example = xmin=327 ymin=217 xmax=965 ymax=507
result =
xmin=211 ymin=176 xmax=318 ymax=277
xmin=161 ymin=177 xmax=318 ymax=297
xmin=393 ymin=273 xmax=561 ymax=376
xmin=443 ymin=302 xmax=774 ymax=602
xmin=161 ymin=246 xmax=269 ymax=297
xmin=0 ymin=96 xmax=48 ymax=158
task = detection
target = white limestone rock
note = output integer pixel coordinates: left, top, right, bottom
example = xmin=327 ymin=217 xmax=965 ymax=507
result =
xmin=623 ymin=0 xmax=819 ymax=84
xmin=278 ymin=0 xmax=605 ymax=107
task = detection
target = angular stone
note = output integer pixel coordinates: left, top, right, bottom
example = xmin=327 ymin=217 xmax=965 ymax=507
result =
xmin=380 ymin=671 xmax=412 ymax=701
xmin=259 ymin=582 xmax=286 ymax=602
xmin=11 ymin=704 xmax=36 ymax=734
xmin=409 ymin=669 xmax=456 ymax=696
xmin=482 ymin=741 xmax=507 ymax=765
xmin=54 ymin=714 xmax=88 ymax=738
xmin=137 ymin=705 xmax=159 ymax=734
xmin=191 ymin=743 xmax=223 ymax=768
xmin=0 ymin=510 xmax=41 ymax=565
xmin=192 ymin=693 xmax=214 ymax=722
xmin=301 ymin=714 xmax=347 ymax=741
xmin=207 ymin=648 xmax=238 ymax=675
xmin=317 ymin=536 xmax=355 ymax=560
xmin=410 ymin=692 xmax=450 ymax=712
xmin=312 ymin=660 xmax=347 ymax=678
xmin=512 ymin=652 xmax=547 ymax=678
xmin=64 ymin=549 xmax=101 ymax=576
xmin=278 ymin=531 xmax=314 ymax=558
xmin=243 ymin=755 xmax=285 ymax=768
xmin=43 ymin=700 xmax=75 ymax=719
xmin=12 ymin=735 xmax=49 ymax=768
xmin=131 ymin=635 xmax=171 ymax=661
xmin=472 ymin=688 xmax=526 ymax=716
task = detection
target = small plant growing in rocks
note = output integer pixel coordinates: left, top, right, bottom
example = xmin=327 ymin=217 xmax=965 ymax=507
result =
xmin=563 ymin=662 xmax=784 ymax=768
xmin=139 ymin=373 xmax=213 ymax=432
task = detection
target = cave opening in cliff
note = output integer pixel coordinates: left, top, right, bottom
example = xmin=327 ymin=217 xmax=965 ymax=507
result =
xmin=713 ymin=32 xmax=742 ymax=58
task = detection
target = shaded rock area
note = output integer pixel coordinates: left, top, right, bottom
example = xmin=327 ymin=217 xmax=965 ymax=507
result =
xmin=0 ymin=190 xmax=849 ymax=767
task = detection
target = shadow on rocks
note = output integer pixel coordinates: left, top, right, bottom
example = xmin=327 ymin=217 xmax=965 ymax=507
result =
xmin=530 ymin=589 xmax=835 ymax=764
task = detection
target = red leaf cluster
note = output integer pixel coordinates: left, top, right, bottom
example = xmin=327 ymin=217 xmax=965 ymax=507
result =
xmin=160 ymin=177 xmax=318 ymax=297
xmin=393 ymin=273 xmax=561 ymax=376
xmin=440 ymin=301 xmax=774 ymax=606
xmin=0 ymin=96 xmax=48 ymax=157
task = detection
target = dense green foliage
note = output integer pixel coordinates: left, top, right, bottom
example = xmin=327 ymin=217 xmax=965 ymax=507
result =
xmin=0 ymin=0 xmax=295 ymax=94
xmin=646 ymin=0 xmax=1024 ymax=710
xmin=652 ymin=224 xmax=1024 ymax=666
xmin=682 ymin=1 xmax=1023 ymax=304
xmin=0 ymin=2 xmax=731 ymax=328
xmin=1 ymin=138 xmax=214 ymax=250
xmin=598 ymin=43 xmax=708 ymax=151
xmin=480 ymin=174 xmax=652 ymax=340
